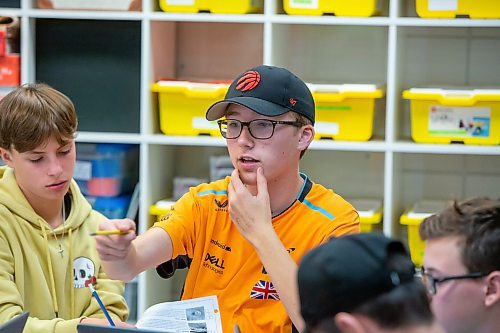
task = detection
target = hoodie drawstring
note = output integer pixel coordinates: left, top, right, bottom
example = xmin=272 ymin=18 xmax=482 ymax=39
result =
xmin=39 ymin=219 xmax=60 ymax=318
xmin=69 ymin=227 xmax=74 ymax=318
xmin=38 ymin=219 xmax=74 ymax=319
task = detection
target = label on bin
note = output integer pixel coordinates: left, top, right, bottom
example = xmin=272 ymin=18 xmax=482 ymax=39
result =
xmin=428 ymin=106 xmax=490 ymax=138
xmin=74 ymin=161 xmax=92 ymax=181
xmin=289 ymin=0 xmax=318 ymax=9
xmin=192 ymin=117 xmax=218 ymax=130
xmin=315 ymin=121 xmax=339 ymax=135
xmin=166 ymin=0 xmax=194 ymax=5
xmin=428 ymin=0 xmax=457 ymax=11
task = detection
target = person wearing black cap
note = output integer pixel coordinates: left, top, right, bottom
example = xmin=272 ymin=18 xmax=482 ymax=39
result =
xmin=298 ymin=233 xmax=444 ymax=333
xmin=95 ymin=65 xmax=360 ymax=333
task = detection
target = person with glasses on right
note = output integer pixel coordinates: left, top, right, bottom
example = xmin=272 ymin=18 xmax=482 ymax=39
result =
xmin=419 ymin=197 xmax=500 ymax=333
xmin=94 ymin=65 xmax=360 ymax=333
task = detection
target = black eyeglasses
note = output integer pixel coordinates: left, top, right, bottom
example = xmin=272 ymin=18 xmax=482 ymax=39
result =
xmin=217 ymin=119 xmax=303 ymax=139
xmin=421 ymin=267 xmax=486 ymax=295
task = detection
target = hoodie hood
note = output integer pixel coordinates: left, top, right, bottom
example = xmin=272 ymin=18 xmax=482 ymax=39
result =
xmin=0 ymin=166 xmax=91 ymax=233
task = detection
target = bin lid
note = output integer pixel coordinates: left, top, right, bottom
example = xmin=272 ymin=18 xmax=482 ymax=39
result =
xmin=152 ymin=80 xmax=229 ymax=92
xmin=400 ymin=200 xmax=450 ymax=225
xmin=150 ymin=199 xmax=176 ymax=216
xmin=307 ymin=83 xmax=384 ymax=93
xmin=349 ymin=198 xmax=383 ymax=224
xmin=306 ymin=83 xmax=384 ymax=101
xmin=403 ymin=87 xmax=500 ymax=101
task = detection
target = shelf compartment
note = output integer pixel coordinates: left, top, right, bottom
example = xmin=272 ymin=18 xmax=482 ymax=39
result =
xmin=393 ymin=152 xmax=500 ymax=211
xmin=0 ymin=0 xmax=20 ymax=8
xmin=272 ymin=24 xmax=388 ymax=140
xmin=150 ymin=21 xmax=263 ymax=82
xmin=150 ymin=21 xmax=263 ymax=134
xmin=36 ymin=19 xmax=141 ymax=133
xmin=301 ymin=150 xmax=385 ymax=199
xmin=396 ymin=26 xmax=500 ymax=141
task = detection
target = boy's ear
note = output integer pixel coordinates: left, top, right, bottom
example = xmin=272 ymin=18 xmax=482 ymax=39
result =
xmin=334 ymin=313 xmax=366 ymax=333
xmin=484 ymin=271 xmax=500 ymax=307
xmin=298 ymin=125 xmax=314 ymax=150
xmin=0 ymin=148 xmax=13 ymax=166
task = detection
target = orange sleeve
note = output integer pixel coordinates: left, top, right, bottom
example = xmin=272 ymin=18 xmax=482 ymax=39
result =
xmin=153 ymin=190 xmax=200 ymax=260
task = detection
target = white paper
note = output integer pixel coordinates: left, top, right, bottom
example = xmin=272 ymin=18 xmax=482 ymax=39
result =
xmin=428 ymin=0 xmax=458 ymax=11
xmin=136 ymin=295 xmax=223 ymax=333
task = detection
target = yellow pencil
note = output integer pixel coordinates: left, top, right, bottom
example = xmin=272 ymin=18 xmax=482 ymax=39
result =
xmin=89 ymin=230 xmax=133 ymax=236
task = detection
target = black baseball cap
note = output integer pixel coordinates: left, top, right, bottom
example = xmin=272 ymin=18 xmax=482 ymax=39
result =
xmin=205 ymin=65 xmax=315 ymax=124
xmin=298 ymin=233 xmax=415 ymax=329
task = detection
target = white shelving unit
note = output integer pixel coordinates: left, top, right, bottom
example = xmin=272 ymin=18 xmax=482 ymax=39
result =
xmin=3 ymin=0 xmax=500 ymax=319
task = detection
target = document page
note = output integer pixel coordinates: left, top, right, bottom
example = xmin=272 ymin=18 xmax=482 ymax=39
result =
xmin=136 ymin=295 xmax=223 ymax=333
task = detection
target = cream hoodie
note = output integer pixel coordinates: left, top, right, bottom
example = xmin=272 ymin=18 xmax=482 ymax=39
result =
xmin=0 ymin=166 xmax=128 ymax=333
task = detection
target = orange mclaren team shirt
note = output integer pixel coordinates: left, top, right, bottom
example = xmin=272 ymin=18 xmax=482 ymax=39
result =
xmin=153 ymin=174 xmax=360 ymax=333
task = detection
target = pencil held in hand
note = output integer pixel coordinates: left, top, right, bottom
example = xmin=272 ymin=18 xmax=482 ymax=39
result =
xmin=89 ymin=229 xmax=133 ymax=236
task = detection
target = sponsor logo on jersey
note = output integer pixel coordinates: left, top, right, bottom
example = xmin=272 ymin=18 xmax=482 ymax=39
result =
xmin=159 ymin=212 xmax=172 ymax=221
xmin=210 ymin=238 xmax=232 ymax=252
xmin=214 ymin=199 xmax=228 ymax=212
xmin=203 ymin=252 xmax=226 ymax=275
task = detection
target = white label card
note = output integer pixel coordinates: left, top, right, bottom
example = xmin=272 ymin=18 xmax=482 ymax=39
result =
xmin=74 ymin=161 xmax=92 ymax=181
xmin=314 ymin=121 xmax=339 ymax=136
xmin=166 ymin=0 xmax=195 ymax=5
xmin=192 ymin=117 xmax=219 ymax=130
xmin=428 ymin=0 xmax=458 ymax=11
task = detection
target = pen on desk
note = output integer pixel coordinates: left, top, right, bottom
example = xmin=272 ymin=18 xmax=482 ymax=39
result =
xmin=89 ymin=229 xmax=132 ymax=236
xmin=88 ymin=284 xmax=115 ymax=326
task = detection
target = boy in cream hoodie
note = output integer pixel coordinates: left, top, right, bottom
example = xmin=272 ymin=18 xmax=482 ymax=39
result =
xmin=0 ymin=83 xmax=130 ymax=332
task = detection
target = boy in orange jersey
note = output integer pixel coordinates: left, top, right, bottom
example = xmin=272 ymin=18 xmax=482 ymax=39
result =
xmin=95 ymin=65 xmax=360 ymax=332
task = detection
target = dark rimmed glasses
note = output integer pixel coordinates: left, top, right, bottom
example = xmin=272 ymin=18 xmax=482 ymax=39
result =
xmin=421 ymin=267 xmax=486 ymax=295
xmin=217 ymin=119 xmax=303 ymax=139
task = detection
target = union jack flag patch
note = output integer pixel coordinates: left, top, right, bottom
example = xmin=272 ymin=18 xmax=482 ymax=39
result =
xmin=250 ymin=280 xmax=280 ymax=300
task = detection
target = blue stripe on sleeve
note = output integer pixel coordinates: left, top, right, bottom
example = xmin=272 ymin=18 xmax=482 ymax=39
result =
xmin=198 ymin=189 xmax=228 ymax=197
xmin=303 ymin=199 xmax=335 ymax=220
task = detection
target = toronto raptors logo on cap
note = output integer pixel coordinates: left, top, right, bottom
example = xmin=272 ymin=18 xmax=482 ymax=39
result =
xmin=236 ymin=70 xmax=261 ymax=92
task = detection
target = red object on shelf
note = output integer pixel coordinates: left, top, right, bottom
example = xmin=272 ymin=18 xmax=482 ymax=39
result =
xmin=88 ymin=178 xmax=122 ymax=196
xmin=0 ymin=54 xmax=20 ymax=86
xmin=0 ymin=30 xmax=6 ymax=56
